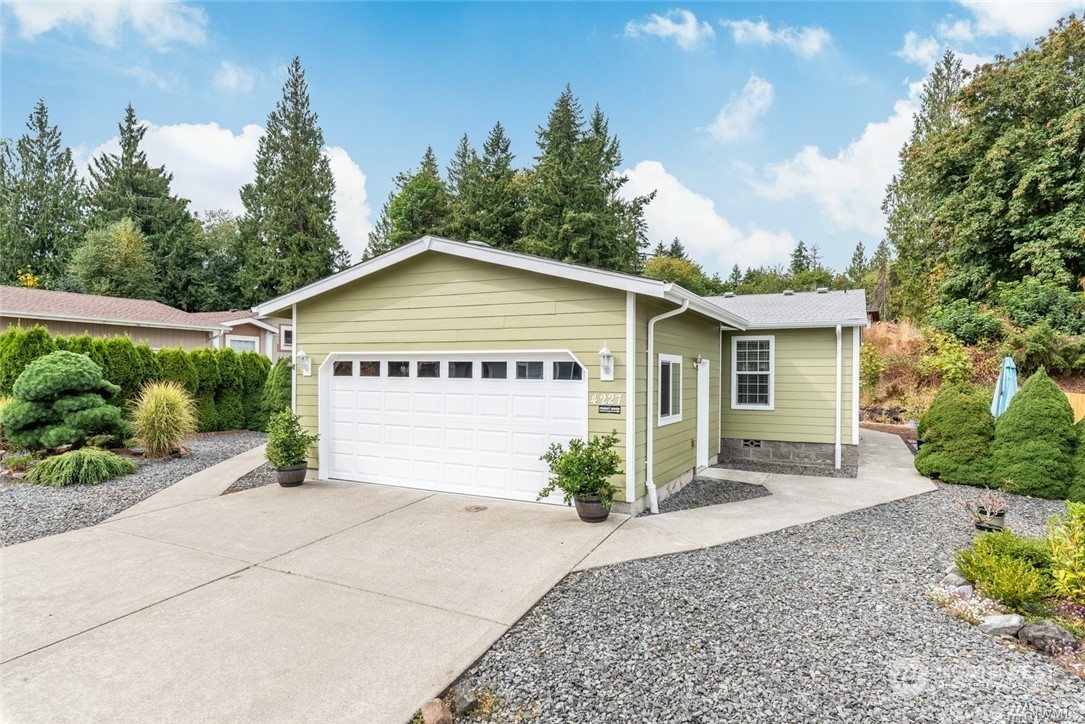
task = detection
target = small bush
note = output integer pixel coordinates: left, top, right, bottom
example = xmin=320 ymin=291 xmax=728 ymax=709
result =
xmin=130 ymin=381 xmax=198 ymax=457
xmin=1001 ymin=322 xmax=1071 ymax=375
xmin=914 ymin=383 xmax=994 ymax=485
xmin=998 ymin=277 xmax=1085 ymax=336
xmin=1069 ymin=421 xmax=1085 ymax=504
xmin=0 ymin=325 xmax=57 ymax=395
xmin=25 ymin=447 xmax=135 ymax=487
xmin=261 ymin=358 xmax=292 ymax=419
xmin=859 ymin=342 xmax=885 ymax=395
xmin=265 ymin=410 xmax=318 ymax=468
xmin=1049 ymin=501 xmax=1085 ymax=605
xmin=917 ymin=331 xmax=974 ymax=385
xmin=991 ymin=368 xmax=1076 ymax=500
xmin=956 ymin=531 xmax=1052 ymax=613
xmin=156 ymin=347 xmax=198 ymax=394
xmin=928 ymin=299 xmax=1005 ymax=345
xmin=4 ymin=452 xmax=34 ymax=472
xmin=240 ymin=352 xmax=272 ymax=431
xmin=537 ymin=431 xmax=621 ymax=507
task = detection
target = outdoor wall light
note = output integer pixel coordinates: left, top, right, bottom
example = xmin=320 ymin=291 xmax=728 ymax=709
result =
xmin=295 ymin=349 xmax=312 ymax=377
xmin=599 ymin=344 xmax=615 ymax=381
xmin=692 ymin=354 xmax=704 ymax=367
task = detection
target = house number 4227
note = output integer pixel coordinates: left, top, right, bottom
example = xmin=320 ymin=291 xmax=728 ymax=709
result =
xmin=590 ymin=394 xmax=622 ymax=405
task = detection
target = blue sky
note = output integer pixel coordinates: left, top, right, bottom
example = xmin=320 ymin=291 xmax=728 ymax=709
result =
xmin=3 ymin=1 xmax=1083 ymax=276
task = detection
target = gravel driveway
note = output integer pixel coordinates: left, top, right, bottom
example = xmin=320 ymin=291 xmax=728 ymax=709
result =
xmin=456 ymin=485 xmax=1085 ymax=723
xmin=1 ymin=431 xmax=266 ymax=547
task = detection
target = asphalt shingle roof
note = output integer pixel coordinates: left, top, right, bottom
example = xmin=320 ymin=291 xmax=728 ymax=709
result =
xmin=705 ymin=289 xmax=868 ymax=328
xmin=0 ymin=286 xmax=228 ymax=331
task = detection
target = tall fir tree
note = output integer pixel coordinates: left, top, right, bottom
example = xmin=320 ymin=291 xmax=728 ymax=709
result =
xmin=444 ymin=134 xmax=482 ymax=241
xmin=238 ymin=57 xmax=348 ymax=304
xmin=0 ymin=100 xmax=86 ymax=287
xmin=882 ymin=50 xmax=965 ymax=320
xmin=845 ymin=242 xmax=869 ymax=287
xmin=364 ymin=147 xmax=451 ymax=258
xmin=473 ymin=122 xmax=524 ymax=249
xmin=87 ymin=104 xmax=203 ymax=309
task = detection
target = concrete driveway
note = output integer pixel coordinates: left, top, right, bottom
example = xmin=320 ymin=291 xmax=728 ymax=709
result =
xmin=1 ymin=481 xmax=622 ymax=723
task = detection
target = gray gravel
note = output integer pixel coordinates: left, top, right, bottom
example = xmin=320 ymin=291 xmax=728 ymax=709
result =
xmin=1 ymin=431 xmax=266 ymax=547
xmin=639 ymin=479 xmax=771 ymax=517
xmin=456 ymin=483 xmax=1084 ymax=723
xmin=222 ymin=462 xmax=276 ymax=495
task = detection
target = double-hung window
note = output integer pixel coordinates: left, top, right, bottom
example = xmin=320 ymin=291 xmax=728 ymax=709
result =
xmin=658 ymin=354 xmax=682 ymax=425
xmin=732 ymin=336 xmax=774 ymax=410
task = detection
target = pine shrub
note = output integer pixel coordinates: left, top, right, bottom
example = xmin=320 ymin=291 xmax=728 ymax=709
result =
xmin=0 ymin=351 xmax=129 ymax=450
xmin=213 ymin=348 xmax=245 ymax=431
xmin=25 ymin=447 xmax=135 ymax=487
xmin=261 ymin=358 xmax=293 ymax=418
xmin=64 ymin=333 xmax=97 ymax=359
xmin=156 ymin=347 xmax=198 ymax=394
xmin=189 ymin=349 xmax=220 ymax=432
xmin=991 ymin=368 xmax=1076 ymax=499
xmin=0 ymin=326 xmax=57 ymax=395
xmin=1002 ymin=322 xmax=1071 ymax=375
xmin=130 ymin=381 xmax=197 ymax=457
xmin=1069 ymin=421 xmax=1085 ymax=504
xmin=240 ymin=352 xmax=272 ymax=431
xmin=914 ymin=383 xmax=994 ymax=485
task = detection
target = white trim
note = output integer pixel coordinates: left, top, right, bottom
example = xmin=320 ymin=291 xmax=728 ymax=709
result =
xmin=835 ymin=324 xmax=842 ymax=469
xmin=657 ymin=353 xmax=684 ymax=426
xmin=254 ymin=235 xmax=748 ymax=330
xmin=852 ymin=327 xmax=860 ymax=446
xmin=731 ymin=335 xmax=775 ymax=411
xmin=225 ymin=334 xmax=259 ymax=353
xmin=217 ymin=316 xmax=279 ymax=333
xmin=624 ymin=291 xmax=636 ymax=505
xmin=730 ymin=320 xmax=868 ymax=330
xmin=696 ymin=359 xmax=710 ymax=469
xmin=717 ymin=330 xmax=723 ymax=449
xmin=1 ymin=310 xmax=227 ymax=333
xmin=279 ymin=324 xmax=294 ymax=352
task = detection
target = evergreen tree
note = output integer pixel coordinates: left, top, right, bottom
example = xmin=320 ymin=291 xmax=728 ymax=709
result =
xmin=364 ymin=147 xmax=451 ymax=258
xmin=191 ymin=210 xmax=246 ymax=311
xmin=238 ymin=57 xmax=347 ymax=304
xmin=444 ymin=134 xmax=482 ymax=241
xmin=67 ymin=218 xmax=157 ymax=300
xmin=846 ymin=242 xmax=869 ymax=287
xmin=0 ymin=100 xmax=87 ymax=287
xmin=883 ymin=50 xmax=965 ymax=320
xmin=473 ymin=122 xmax=524 ymax=249
xmin=88 ymin=104 xmax=203 ymax=309
xmin=789 ymin=240 xmax=810 ymax=275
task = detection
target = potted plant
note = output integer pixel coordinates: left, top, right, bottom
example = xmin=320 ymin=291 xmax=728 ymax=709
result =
xmin=266 ymin=410 xmax=319 ymax=487
xmin=537 ymin=430 xmax=621 ymax=523
xmin=956 ymin=487 xmax=1011 ymax=532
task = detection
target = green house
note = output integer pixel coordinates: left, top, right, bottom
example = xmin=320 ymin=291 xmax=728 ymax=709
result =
xmin=255 ymin=236 xmax=866 ymax=514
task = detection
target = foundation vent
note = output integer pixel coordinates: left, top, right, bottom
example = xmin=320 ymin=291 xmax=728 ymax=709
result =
xmin=742 ymin=439 xmax=763 ymax=448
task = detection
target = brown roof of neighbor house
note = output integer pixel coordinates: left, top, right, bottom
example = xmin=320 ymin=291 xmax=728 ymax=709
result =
xmin=0 ymin=286 xmax=228 ymax=332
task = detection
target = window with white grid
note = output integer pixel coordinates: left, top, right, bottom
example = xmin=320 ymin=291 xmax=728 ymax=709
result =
xmin=732 ymin=336 xmax=774 ymax=410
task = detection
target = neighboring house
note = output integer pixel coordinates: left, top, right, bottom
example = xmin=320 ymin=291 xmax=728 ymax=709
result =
xmin=186 ymin=311 xmax=293 ymax=360
xmin=255 ymin=236 xmax=866 ymax=515
xmin=0 ymin=285 xmax=227 ymax=350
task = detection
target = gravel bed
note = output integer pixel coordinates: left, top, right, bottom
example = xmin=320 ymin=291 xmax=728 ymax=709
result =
xmin=222 ymin=462 xmax=276 ymax=495
xmin=455 ymin=483 xmax=1083 ymax=722
xmin=1 ymin=431 xmax=267 ymax=547
xmin=639 ymin=479 xmax=771 ymax=517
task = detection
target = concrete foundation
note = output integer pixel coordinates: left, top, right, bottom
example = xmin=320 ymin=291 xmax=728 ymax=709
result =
xmin=719 ymin=438 xmax=859 ymax=476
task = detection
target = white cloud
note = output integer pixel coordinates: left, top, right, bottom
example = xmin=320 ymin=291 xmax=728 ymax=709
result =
xmin=937 ymin=18 xmax=976 ymax=43
xmin=956 ymin=0 xmax=1085 ymax=38
xmin=707 ymin=74 xmax=774 ymax=143
xmin=214 ymin=62 xmax=256 ymax=93
xmin=622 ymin=160 xmax=794 ymax=272
xmin=76 ymin=121 xmax=371 ymax=264
xmin=624 ymin=9 xmax=715 ymax=50
xmin=754 ymin=90 xmax=919 ymax=237
xmin=720 ymin=18 xmax=832 ymax=57
xmin=123 ymin=66 xmax=179 ymax=92
xmin=896 ymin=31 xmax=942 ymax=68
xmin=5 ymin=0 xmax=207 ymax=49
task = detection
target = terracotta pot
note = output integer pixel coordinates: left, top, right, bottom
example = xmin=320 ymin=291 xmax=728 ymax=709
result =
xmin=573 ymin=494 xmax=610 ymax=523
xmin=276 ymin=462 xmax=307 ymax=487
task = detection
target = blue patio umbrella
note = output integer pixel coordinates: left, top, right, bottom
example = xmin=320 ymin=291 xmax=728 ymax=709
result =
xmin=991 ymin=356 xmax=1018 ymax=419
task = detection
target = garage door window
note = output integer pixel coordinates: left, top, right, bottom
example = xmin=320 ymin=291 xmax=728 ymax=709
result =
xmin=516 ymin=361 xmax=544 ymax=380
xmin=449 ymin=361 xmax=473 ymax=378
xmin=552 ymin=361 xmax=583 ymax=380
xmin=359 ymin=361 xmax=380 ymax=377
xmin=389 ymin=361 xmax=410 ymax=377
xmin=333 ymin=361 xmax=354 ymax=377
xmin=417 ymin=361 xmax=440 ymax=378
xmin=482 ymin=361 xmax=507 ymax=379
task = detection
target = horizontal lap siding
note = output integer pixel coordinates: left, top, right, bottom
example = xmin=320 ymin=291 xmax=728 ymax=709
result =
xmin=295 ymin=252 xmax=627 ymax=470
xmin=722 ymin=327 xmax=855 ymax=444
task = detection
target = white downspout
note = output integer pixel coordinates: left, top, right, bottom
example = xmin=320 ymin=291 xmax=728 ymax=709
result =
xmin=291 ymin=303 xmax=298 ymax=413
xmin=835 ymin=324 xmax=842 ymax=469
xmin=646 ymin=299 xmax=690 ymax=514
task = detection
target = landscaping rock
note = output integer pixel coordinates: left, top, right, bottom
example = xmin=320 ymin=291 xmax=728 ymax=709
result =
xmin=452 ymin=688 xmax=479 ymax=715
xmin=978 ymin=614 xmax=1024 ymax=637
xmin=941 ymin=573 xmax=968 ymax=587
xmin=420 ymin=698 xmax=453 ymax=724
xmin=943 ymin=564 xmax=962 ymax=577
xmin=1018 ymin=621 xmax=1079 ymax=653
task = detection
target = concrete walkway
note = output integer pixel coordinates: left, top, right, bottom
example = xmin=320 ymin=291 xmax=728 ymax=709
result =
xmin=1 ymin=430 xmax=933 ymax=723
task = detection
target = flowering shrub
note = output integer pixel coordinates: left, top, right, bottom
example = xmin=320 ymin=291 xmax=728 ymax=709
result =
xmin=1048 ymin=642 xmax=1085 ymax=679
xmin=926 ymin=585 xmax=1005 ymax=625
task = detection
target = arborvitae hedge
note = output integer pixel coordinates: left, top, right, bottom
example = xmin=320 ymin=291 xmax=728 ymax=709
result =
xmin=99 ymin=336 xmax=144 ymax=405
xmin=991 ymin=368 xmax=1077 ymax=499
xmin=240 ymin=352 xmax=272 ymax=431
xmin=0 ymin=326 xmax=57 ymax=395
xmin=213 ymin=348 xmax=246 ymax=431
xmin=135 ymin=344 xmax=162 ymax=384
xmin=915 ymin=383 xmax=995 ymax=485
xmin=189 ymin=348 xmax=221 ymax=432
xmin=0 ymin=351 xmax=129 ymax=450
xmin=156 ymin=347 xmax=198 ymax=394
xmin=261 ymin=358 xmax=292 ymax=419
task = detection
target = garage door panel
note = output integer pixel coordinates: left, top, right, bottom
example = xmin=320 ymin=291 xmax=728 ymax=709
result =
xmin=327 ymin=353 xmax=587 ymax=503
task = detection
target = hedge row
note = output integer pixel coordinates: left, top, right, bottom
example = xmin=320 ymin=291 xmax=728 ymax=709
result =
xmin=0 ymin=326 xmax=279 ymax=432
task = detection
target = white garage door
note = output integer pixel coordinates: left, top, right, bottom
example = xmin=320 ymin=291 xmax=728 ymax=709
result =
xmin=324 ymin=352 xmax=588 ymax=503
